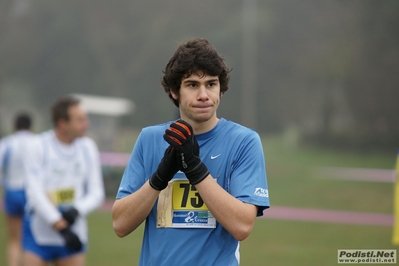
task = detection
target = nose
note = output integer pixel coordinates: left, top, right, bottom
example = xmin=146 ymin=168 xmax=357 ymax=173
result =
xmin=197 ymin=85 xmax=209 ymax=101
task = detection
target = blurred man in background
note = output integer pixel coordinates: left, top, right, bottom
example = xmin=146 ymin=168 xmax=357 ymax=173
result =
xmin=0 ymin=112 xmax=35 ymax=266
xmin=22 ymin=96 xmax=105 ymax=266
xmin=112 ymin=38 xmax=270 ymax=265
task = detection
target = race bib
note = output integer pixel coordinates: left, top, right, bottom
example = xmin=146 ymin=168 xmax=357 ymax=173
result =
xmin=157 ymin=180 xmax=216 ymax=228
xmin=47 ymin=188 xmax=75 ymax=206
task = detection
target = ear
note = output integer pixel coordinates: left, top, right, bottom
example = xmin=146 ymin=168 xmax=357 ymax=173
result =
xmin=170 ymin=90 xmax=178 ymax=100
xmin=57 ymin=119 xmax=67 ymax=130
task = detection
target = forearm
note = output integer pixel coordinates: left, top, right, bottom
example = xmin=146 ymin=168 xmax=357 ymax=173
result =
xmin=30 ymin=194 xmax=62 ymax=224
xmin=112 ymin=181 xmax=160 ymax=237
xmin=195 ymin=175 xmax=258 ymax=241
xmin=76 ymin=150 xmax=105 ymax=215
xmin=26 ymin=179 xmax=62 ymax=225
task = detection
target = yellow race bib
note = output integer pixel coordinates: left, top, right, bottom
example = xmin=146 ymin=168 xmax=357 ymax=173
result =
xmin=157 ymin=180 xmax=215 ymax=228
xmin=47 ymin=188 xmax=75 ymax=206
xmin=172 ymin=180 xmax=208 ymax=210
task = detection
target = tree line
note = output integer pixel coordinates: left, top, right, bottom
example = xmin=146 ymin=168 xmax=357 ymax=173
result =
xmin=0 ymin=0 xmax=398 ymax=153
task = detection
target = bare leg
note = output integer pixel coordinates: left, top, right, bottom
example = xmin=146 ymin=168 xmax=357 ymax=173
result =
xmin=22 ymin=251 xmax=49 ymax=266
xmin=56 ymin=253 xmax=85 ymax=266
xmin=5 ymin=215 xmax=23 ymax=266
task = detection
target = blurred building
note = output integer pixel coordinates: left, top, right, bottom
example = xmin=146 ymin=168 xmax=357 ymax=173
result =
xmin=72 ymin=93 xmax=135 ymax=152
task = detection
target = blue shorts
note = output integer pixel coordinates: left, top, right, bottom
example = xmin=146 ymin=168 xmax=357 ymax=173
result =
xmin=4 ymin=189 xmax=26 ymax=216
xmin=22 ymin=216 xmax=86 ymax=261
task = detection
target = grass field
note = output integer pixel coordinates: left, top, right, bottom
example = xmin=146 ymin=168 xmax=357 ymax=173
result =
xmin=1 ymin=135 xmax=397 ymax=265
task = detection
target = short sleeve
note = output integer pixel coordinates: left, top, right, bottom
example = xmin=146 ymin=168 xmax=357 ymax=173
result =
xmin=229 ymin=132 xmax=270 ymax=216
xmin=116 ymin=132 xmax=146 ymax=199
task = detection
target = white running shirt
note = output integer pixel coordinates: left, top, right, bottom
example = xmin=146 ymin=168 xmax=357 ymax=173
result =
xmin=0 ymin=130 xmax=35 ymax=189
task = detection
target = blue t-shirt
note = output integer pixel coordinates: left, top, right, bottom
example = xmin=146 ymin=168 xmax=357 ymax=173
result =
xmin=116 ymin=118 xmax=270 ymax=266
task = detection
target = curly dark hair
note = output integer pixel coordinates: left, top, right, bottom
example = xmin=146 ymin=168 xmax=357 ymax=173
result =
xmin=162 ymin=38 xmax=232 ymax=107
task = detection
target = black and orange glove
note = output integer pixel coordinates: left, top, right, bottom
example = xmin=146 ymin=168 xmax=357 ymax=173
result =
xmin=149 ymin=146 xmax=179 ymax=190
xmin=163 ymin=120 xmax=209 ymax=185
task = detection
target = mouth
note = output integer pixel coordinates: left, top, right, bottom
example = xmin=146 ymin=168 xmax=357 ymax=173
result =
xmin=193 ymin=105 xmax=212 ymax=112
xmin=193 ymin=104 xmax=212 ymax=109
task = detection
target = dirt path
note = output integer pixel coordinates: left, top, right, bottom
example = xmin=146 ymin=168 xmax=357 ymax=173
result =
xmin=261 ymin=206 xmax=392 ymax=226
xmin=0 ymin=199 xmax=391 ymax=227
xmin=100 ymin=201 xmax=393 ymax=227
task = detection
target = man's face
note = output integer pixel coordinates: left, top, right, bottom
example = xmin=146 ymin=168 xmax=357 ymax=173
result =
xmin=172 ymin=72 xmax=221 ymax=123
xmin=62 ymin=104 xmax=89 ymax=139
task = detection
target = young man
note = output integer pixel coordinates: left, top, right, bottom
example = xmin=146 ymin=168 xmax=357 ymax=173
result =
xmin=22 ymin=96 xmax=105 ymax=266
xmin=0 ymin=112 xmax=35 ymax=266
xmin=112 ymin=38 xmax=270 ymax=265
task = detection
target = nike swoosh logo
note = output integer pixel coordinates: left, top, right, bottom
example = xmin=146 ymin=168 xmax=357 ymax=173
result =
xmin=210 ymin=154 xmax=221 ymax=159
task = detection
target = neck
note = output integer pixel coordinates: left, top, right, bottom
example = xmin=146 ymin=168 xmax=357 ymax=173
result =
xmin=54 ymin=129 xmax=73 ymax=144
xmin=181 ymin=116 xmax=219 ymax=134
